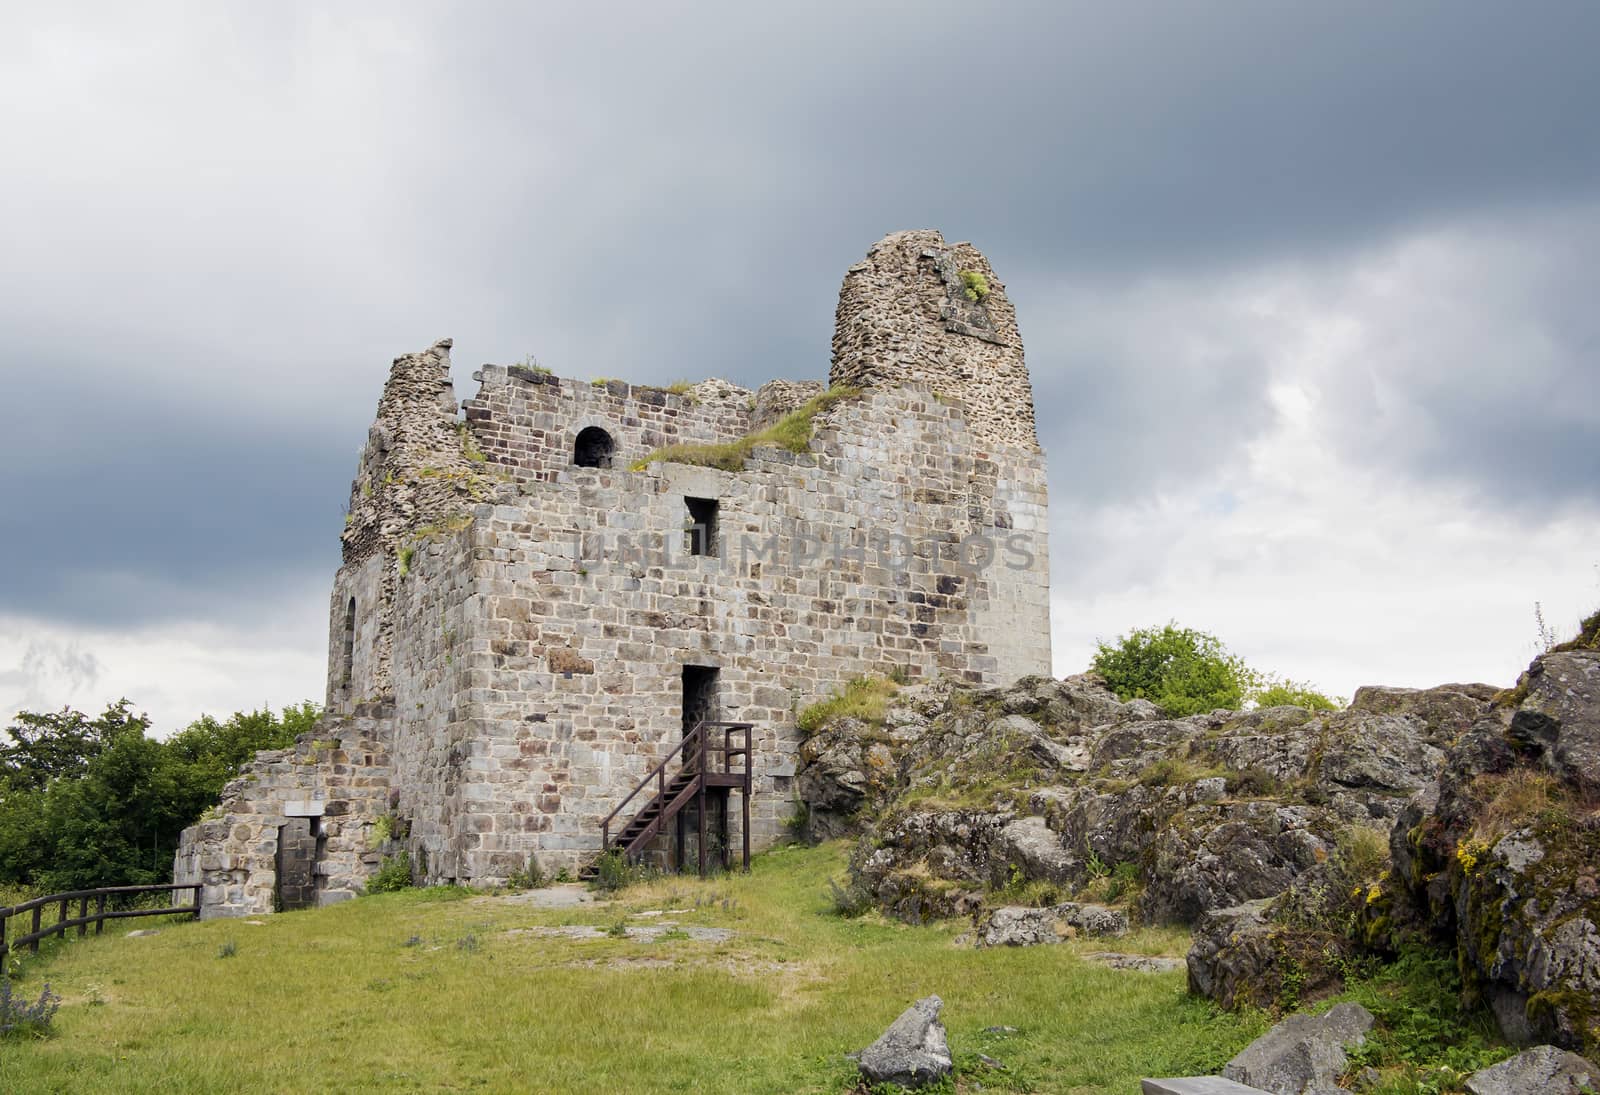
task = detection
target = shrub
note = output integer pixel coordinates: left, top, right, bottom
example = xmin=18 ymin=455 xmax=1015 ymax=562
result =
xmin=826 ymin=876 xmax=871 ymax=917
xmin=1255 ymin=679 xmax=1343 ymax=711
xmin=588 ymin=850 xmax=658 ymax=894
xmin=505 ymin=855 xmax=546 ymax=891
xmin=1094 ymin=623 xmax=1261 ymax=716
xmin=368 ymin=813 xmax=409 ymax=850
xmin=216 ymin=940 xmax=237 ymax=959
xmin=366 ymin=853 xmax=415 ymax=894
xmin=0 ymin=980 xmax=60 ymax=1039
xmin=959 ymin=270 xmax=990 ymax=302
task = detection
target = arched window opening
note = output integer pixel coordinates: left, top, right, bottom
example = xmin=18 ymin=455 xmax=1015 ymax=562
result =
xmin=341 ymin=598 xmax=356 ymax=689
xmin=574 ymin=426 xmax=616 ymax=468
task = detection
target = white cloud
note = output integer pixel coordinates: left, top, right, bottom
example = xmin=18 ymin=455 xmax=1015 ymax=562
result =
xmin=0 ymin=582 xmax=328 ymax=738
xmin=1048 ymin=208 xmax=1600 ymax=696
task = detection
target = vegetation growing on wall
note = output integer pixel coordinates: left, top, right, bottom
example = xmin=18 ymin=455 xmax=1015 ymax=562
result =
xmin=797 ymin=675 xmax=900 ymax=736
xmin=632 ymin=385 xmax=861 ymax=472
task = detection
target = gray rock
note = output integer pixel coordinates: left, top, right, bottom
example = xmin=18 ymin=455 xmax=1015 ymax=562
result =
xmin=1085 ymin=951 xmax=1184 ymax=973
xmin=856 ymin=995 xmax=952 ymax=1089
xmin=1186 ymin=901 xmax=1273 ymax=1008
xmin=1464 ymin=1045 xmax=1600 ymax=1095
xmin=1522 ymin=651 xmax=1600 ymax=794
xmin=1142 ymin=1079 xmax=1273 ymax=1095
xmin=1222 ymin=1002 xmax=1374 ymax=1094
xmin=125 ymin=929 xmax=160 ymax=938
xmin=980 ymin=902 xmax=1127 ymax=946
xmin=996 ymin=816 xmax=1077 ymax=883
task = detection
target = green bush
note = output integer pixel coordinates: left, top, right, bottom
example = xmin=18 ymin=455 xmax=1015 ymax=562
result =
xmin=366 ymin=854 xmax=415 ymax=894
xmin=1256 ymin=679 xmax=1343 ymax=711
xmin=1094 ymin=624 xmax=1260 ymax=716
xmin=0 ymin=700 xmax=319 ymax=892
xmin=959 ymin=270 xmax=990 ymax=302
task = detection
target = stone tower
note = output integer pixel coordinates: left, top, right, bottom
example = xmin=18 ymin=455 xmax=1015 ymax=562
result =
xmin=832 ymin=230 xmax=1038 ymax=451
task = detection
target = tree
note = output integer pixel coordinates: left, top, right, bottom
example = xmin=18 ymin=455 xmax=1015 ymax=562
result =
xmin=0 ymin=700 xmax=319 ymax=890
xmin=0 ymin=700 xmax=149 ymax=794
xmin=1093 ymin=623 xmax=1261 ymax=717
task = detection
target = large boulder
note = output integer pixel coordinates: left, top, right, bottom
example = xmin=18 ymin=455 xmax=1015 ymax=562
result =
xmin=855 ymin=995 xmax=952 ymax=1089
xmin=1141 ymin=804 xmax=1334 ymax=925
xmin=1221 ymin=1002 xmax=1374 ymax=1094
xmin=1463 ymin=1045 xmax=1600 ymax=1095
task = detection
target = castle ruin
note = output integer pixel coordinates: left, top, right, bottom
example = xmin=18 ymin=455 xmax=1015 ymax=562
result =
xmin=174 ymin=230 xmax=1052 ymax=915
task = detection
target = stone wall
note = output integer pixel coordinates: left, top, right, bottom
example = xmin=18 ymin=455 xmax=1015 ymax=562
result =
xmin=393 ymin=380 xmax=1050 ymax=883
xmin=461 ymin=369 xmax=755 ymax=482
xmin=173 ymin=709 xmax=396 ymax=918
xmin=831 ymin=229 xmax=1038 ymax=452
xmin=331 ymin=338 xmax=497 ymax=707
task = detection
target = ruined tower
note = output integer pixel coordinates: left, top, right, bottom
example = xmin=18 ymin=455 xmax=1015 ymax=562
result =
xmin=175 ymin=231 xmax=1052 ymax=915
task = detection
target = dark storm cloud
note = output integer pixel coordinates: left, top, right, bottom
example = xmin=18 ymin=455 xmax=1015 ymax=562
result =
xmin=3 ymin=1 xmax=1598 ymax=635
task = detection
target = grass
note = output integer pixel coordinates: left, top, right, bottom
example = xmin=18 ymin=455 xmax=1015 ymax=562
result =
xmin=0 ymin=842 xmax=1266 ymax=1094
xmin=632 ymin=386 xmax=860 ymax=472
xmin=796 ymin=674 xmax=899 ymax=736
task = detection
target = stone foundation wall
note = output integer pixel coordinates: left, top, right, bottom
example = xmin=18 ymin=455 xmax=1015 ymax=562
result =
xmin=172 ymin=710 xmax=396 ymax=918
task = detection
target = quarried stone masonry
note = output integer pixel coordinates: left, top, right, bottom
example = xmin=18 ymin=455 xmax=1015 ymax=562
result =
xmin=175 ymin=230 xmax=1053 ymax=915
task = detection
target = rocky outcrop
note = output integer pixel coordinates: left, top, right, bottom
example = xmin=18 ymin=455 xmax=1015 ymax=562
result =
xmin=854 ymin=996 xmax=952 ymax=1089
xmin=1221 ymin=1002 xmax=1373 ymax=1094
xmin=800 ymin=673 xmax=1480 ymax=929
xmin=1372 ymin=645 xmax=1600 ymax=1052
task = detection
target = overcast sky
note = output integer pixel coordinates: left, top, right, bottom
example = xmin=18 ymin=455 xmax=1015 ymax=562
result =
xmin=3 ymin=3 xmax=1598 ymax=734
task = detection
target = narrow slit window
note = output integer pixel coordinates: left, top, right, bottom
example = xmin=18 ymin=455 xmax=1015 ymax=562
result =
xmin=341 ymin=598 xmax=356 ymax=689
xmin=685 ymin=497 xmax=719 ymax=558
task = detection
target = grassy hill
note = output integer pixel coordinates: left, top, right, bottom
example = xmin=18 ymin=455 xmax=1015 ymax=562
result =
xmin=0 ymin=842 xmax=1264 ymax=1094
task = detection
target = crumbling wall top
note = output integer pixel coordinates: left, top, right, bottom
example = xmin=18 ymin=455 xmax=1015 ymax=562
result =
xmin=830 ymin=230 xmax=1039 ymax=451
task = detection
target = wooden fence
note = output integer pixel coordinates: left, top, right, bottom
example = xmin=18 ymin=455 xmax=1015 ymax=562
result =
xmin=0 ymin=884 xmax=201 ymax=961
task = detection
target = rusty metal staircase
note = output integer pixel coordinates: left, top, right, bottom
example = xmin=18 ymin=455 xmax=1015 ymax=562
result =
xmin=585 ymin=720 xmax=754 ymax=878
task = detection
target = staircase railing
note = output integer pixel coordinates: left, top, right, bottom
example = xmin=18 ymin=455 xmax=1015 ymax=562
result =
xmin=599 ymin=720 xmax=754 ymax=862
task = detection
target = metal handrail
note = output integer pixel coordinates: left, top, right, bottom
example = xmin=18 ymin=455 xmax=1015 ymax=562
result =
xmin=600 ymin=720 xmax=754 ymax=850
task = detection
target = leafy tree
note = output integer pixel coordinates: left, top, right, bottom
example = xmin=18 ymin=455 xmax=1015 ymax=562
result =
xmin=0 ymin=700 xmax=148 ymax=794
xmin=1093 ymin=623 xmax=1261 ymax=717
xmin=0 ymin=700 xmax=319 ymax=890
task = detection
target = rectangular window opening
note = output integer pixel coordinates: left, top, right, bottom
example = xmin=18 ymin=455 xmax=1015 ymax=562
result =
xmin=685 ymin=496 xmax=719 ymax=558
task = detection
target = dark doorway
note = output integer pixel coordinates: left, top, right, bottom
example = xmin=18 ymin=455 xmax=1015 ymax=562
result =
xmin=574 ymin=426 xmax=615 ymax=468
xmin=682 ymin=664 xmax=719 ymax=737
xmin=275 ymin=818 xmax=317 ymax=911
